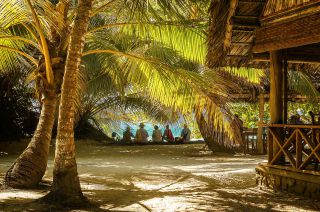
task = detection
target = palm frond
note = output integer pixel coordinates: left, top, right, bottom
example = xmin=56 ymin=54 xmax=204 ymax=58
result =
xmin=289 ymin=70 xmax=320 ymax=97
xmin=223 ymin=67 xmax=265 ymax=84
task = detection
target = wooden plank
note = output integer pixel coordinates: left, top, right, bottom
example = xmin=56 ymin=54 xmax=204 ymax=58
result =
xmin=256 ymin=163 xmax=320 ymax=184
xmin=253 ymin=12 xmax=320 ymax=53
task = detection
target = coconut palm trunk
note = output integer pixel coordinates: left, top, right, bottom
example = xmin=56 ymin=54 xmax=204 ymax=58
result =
xmin=3 ymin=89 xmax=57 ymax=188
xmin=44 ymin=0 xmax=92 ymax=203
xmin=2 ymin=0 xmax=72 ymax=189
xmin=197 ymin=114 xmax=235 ymax=153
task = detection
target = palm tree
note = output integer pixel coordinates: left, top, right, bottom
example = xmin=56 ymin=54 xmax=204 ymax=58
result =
xmin=1 ymin=0 xmax=69 ymax=188
xmin=40 ymin=0 xmax=93 ymax=203
xmin=3 ymin=0 xmax=319 ymax=192
xmin=47 ymin=0 xmax=229 ymax=201
xmin=0 ymin=0 xmax=247 ymax=188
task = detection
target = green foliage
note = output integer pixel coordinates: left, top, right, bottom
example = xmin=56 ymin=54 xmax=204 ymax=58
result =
xmin=288 ymin=71 xmax=320 ymax=97
xmin=229 ymin=103 xmax=262 ymax=128
xmin=224 ymin=67 xmax=266 ymax=84
xmin=230 ymin=101 xmax=320 ymax=128
xmin=0 ymin=70 xmax=38 ymax=139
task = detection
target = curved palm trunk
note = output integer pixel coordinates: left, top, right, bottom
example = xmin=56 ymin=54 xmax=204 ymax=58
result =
xmin=43 ymin=0 xmax=92 ymax=204
xmin=196 ymin=114 xmax=235 ymax=153
xmin=3 ymin=91 xmax=57 ymax=188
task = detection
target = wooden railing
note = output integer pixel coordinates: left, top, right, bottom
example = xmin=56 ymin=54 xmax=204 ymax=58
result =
xmin=263 ymin=124 xmax=320 ymax=171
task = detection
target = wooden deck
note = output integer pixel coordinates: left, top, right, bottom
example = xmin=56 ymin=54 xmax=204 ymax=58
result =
xmin=256 ymin=163 xmax=320 ymax=199
xmin=256 ymin=124 xmax=320 ymax=199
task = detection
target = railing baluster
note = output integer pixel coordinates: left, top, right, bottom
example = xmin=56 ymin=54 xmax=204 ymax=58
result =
xmin=268 ymin=128 xmax=273 ymax=163
xmin=296 ymin=130 xmax=302 ymax=169
xmin=261 ymin=124 xmax=320 ymax=172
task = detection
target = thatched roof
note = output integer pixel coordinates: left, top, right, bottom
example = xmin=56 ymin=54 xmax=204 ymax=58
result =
xmin=207 ymin=0 xmax=266 ymax=68
xmin=206 ymin=0 xmax=320 ymax=102
xmin=206 ymin=0 xmax=318 ymax=68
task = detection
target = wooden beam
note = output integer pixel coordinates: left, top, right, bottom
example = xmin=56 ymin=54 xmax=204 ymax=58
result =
xmin=238 ymin=0 xmax=265 ymax=4
xmin=261 ymin=1 xmax=320 ymax=25
xmin=231 ymin=42 xmax=252 ymax=46
xmin=230 ymin=93 xmax=320 ymax=102
xmin=231 ymin=16 xmax=260 ymax=28
xmin=252 ymin=52 xmax=320 ymax=64
xmin=224 ymin=0 xmax=238 ymax=51
xmin=227 ymin=54 xmax=248 ymax=58
xmin=232 ymin=28 xmax=255 ymax=32
xmin=253 ymin=13 xmax=320 ymax=53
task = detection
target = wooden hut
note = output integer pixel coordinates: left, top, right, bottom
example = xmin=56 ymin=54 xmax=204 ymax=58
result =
xmin=207 ymin=0 xmax=320 ymax=199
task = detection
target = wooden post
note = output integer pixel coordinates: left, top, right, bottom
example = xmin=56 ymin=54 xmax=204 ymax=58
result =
xmin=268 ymin=129 xmax=273 ymax=163
xmin=283 ymin=50 xmax=288 ymax=124
xmin=296 ymin=131 xmax=302 ymax=168
xmin=269 ymin=50 xmax=284 ymax=164
xmin=257 ymin=92 xmax=265 ymax=154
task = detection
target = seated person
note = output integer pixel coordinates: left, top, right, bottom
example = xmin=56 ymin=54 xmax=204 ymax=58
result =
xmin=112 ymin=132 xmax=120 ymax=142
xmin=152 ymin=125 xmax=162 ymax=142
xmin=289 ymin=114 xmax=304 ymax=125
xmin=163 ymin=125 xmax=174 ymax=142
xmin=177 ymin=124 xmax=191 ymax=143
xmin=122 ymin=126 xmax=134 ymax=143
xmin=135 ymin=123 xmax=149 ymax=143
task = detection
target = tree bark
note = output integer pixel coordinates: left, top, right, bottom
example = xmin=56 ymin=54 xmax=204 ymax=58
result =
xmin=196 ymin=114 xmax=235 ymax=153
xmin=3 ymin=90 xmax=57 ymax=188
xmin=43 ymin=0 xmax=92 ymax=204
xmin=2 ymin=0 xmax=70 ymax=189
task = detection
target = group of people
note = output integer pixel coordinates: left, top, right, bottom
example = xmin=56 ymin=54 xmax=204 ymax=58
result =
xmin=120 ymin=123 xmax=191 ymax=143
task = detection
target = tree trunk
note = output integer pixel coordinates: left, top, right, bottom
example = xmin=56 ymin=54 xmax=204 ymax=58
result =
xmin=43 ymin=0 xmax=92 ymax=205
xmin=3 ymin=90 xmax=57 ymax=188
xmin=2 ymin=0 xmax=70 ymax=189
xmin=196 ymin=114 xmax=235 ymax=153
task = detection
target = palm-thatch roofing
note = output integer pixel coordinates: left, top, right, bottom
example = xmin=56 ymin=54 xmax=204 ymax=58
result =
xmin=206 ymin=0 xmax=319 ymax=68
xmin=206 ymin=0 xmax=320 ymax=102
xmin=207 ymin=0 xmax=266 ymax=68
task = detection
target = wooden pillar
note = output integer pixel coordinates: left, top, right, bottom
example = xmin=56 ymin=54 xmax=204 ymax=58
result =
xmin=269 ymin=50 xmax=284 ymax=163
xmin=257 ymin=92 xmax=265 ymax=154
xmin=270 ymin=50 xmax=283 ymax=124
xmin=283 ymin=50 xmax=288 ymax=124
